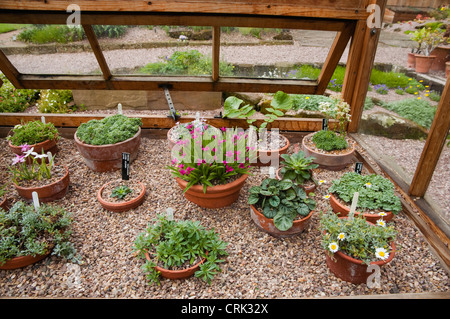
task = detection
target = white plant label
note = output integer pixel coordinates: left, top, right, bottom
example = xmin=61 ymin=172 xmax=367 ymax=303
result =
xmin=32 ymin=191 xmax=40 ymax=211
xmin=41 ymin=116 xmax=45 ymax=124
xmin=166 ymin=207 xmax=174 ymax=221
xmin=349 ymin=192 xmax=359 ymax=219
xmin=118 ymin=103 xmax=123 ymax=114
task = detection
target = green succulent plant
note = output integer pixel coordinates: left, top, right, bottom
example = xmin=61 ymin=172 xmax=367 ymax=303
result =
xmin=248 ymin=178 xmax=316 ymax=231
xmin=110 ymin=185 xmax=132 ymax=200
xmin=279 ymin=151 xmax=318 ymax=185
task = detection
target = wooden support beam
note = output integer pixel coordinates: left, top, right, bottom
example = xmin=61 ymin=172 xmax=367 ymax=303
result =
xmin=348 ymin=0 xmax=387 ymax=133
xmin=212 ymin=26 xmax=220 ymax=82
xmin=316 ymin=22 xmax=354 ymax=94
xmin=0 ymin=50 xmax=23 ymax=89
xmin=409 ymin=78 xmax=450 ymax=197
xmin=341 ymin=19 xmax=367 ymax=104
xmin=0 ymin=11 xmax=353 ymax=31
xmin=0 ymin=1 xmax=370 ymax=20
xmin=0 ymin=113 xmax=338 ymax=132
xmin=82 ymin=24 xmax=112 ymax=81
xmin=16 ymin=74 xmax=318 ymax=94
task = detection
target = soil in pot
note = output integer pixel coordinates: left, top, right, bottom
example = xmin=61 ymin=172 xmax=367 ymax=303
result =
xmin=328 ymin=193 xmax=394 ymax=223
xmin=249 ymin=204 xmax=314 ymax=238
xmin=176 ymin=174 xmax=248 ymax=209
xmin=302 ymin=132 xmax=355 ymax=171
xmin=14 ymin=165 xmax=70 ymax=202
xmin=248 ymin=131 xmax=290 ymax=167
xmin=97 ymin=179 xmax=146 ymax=212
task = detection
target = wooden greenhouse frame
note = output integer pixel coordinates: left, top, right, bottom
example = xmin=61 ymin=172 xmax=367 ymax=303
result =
xmin=0 ymin=0 xmax=449 ymax=281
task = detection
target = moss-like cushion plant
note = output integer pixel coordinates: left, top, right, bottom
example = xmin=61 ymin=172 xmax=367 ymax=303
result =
xmin=76 ymin=114 xmax=142 ymax=145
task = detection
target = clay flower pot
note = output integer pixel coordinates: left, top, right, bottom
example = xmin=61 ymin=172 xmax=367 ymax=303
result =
xmin=325 ymin=218 xmax=396 ymax=284
xmin=0 ymin=195 xmax=8 ymax=210
xmin=249 ymin=204 xmax=314 ymax=238
xmin=446 ymin=61 xmax=450 ymax=78
xmin=275 ymin=167 xmax=316 ymax=195
xmin=74 ymin=127 xmax=141 ymax=172
xmin=8 ymin=138 xmax=58 ymax=164
xmin=329 ymin=193 xmax=394 ymax=223
xmin=144 ymin=250 xmax=206 ymax=280
xmin=430 ymin=46 xmax=450 ymax=71
xmin=14 ymin=165 xmax=70 ymax=203
xmin=414 ymin=54 xmax=436 ymax=74
xmin=0 ymin=251 xmax=52 ymax=270
xmin=253 ymin=134 xmax=290 ymax=167
xmin=302 ymin=132 xmax=355 ymax=171
xmin=175 ymin=174 xmax=248 ymax=208
xmin=407 ymin=52 xmax=416 ymax=69
xmin=97 ymin=180 xmax=146 ymax=212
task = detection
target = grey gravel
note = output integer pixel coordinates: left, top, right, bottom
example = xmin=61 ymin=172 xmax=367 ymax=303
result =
xmin=0 ymin=136 xmax=449 ymax=298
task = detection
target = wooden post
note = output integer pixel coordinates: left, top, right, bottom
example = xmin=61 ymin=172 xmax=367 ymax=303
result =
xmin=212 ymin=26 xmax=220 ymax=82
xmin=409 ymin=78 xmax=450 ymax=197
xmin=82 ymin=24 xmax=112 ymax=81
xmin=0 ymin=49 xmax=23 ymax=89
xmin=316 ymin=22 xmax=354 ymax=95
xmin=348 ymin=0 xmax=387 ymax=133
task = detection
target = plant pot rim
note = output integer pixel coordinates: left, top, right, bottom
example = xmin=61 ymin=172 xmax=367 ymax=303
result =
xmin=97 ymin=180 xmax=146 ymax=212
xmin=303 ymin=132 xmax=355 ymax=157
xmin=250 ymin=203 xmax=314 ymax=227
xmin=143 ymin=250 xmax=206 ymax=277
xmin=8 ymin=137 xmax=57 ymax=149
xmin=257 ymin=134 xmax=290 ymax=153
xmin=329 ymin=216 xmax=396 ymax=266
xmin=176 ymin=173 xmax=249 ymax=194
xmin=0 ymin=251 xmax=52 ymax=270
xmin=74 ymin=127 xmax=141 ymax=149
xmin=329 ymin=193 xmax=394 ymax=220
xmin=13 ymin=165 xmax=69 ymax=191
xmin=414 ymin=54 xmax=436 ymax=58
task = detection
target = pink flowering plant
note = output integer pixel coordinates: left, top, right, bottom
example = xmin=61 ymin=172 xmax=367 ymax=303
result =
xmin=167 ymin=126 xmax=255 ymax=193
xmin=8 ymin=143 xmax=54 ymax=185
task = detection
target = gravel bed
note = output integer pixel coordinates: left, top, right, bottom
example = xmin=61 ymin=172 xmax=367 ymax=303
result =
xmin=0 ymin=136 xmax=448 ymax=298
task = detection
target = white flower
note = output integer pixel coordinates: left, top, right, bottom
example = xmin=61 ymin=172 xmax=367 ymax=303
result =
xmin=337 ymin=233 xmax=346 ymax=241
xmin=23 ymin=147 xmax=35 ymax=158
xmin=323 ymin=194 xmax=330 ymax=199
xmin=375 ymin=247 xmax=389 ymax=260
xmin=365 ymin=182 xmax=372 ymax=188
xmin=328 ymin=242 xmax=339 ymax=253
xmin=318 ymin=180 xmax=326 ymax=185
xmin=34 ymin=153 xmax=48 ymax=159
xmin=378 ymin=212 xmax=387 ymax=217
xmin=376 ymin=219 xmax=386 ymax=227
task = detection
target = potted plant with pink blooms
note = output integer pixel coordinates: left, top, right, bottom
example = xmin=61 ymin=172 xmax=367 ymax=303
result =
xmin=166 ymin=126 xmax=254 ymax=208
xmin=8 ymin=144 xmax=70 ymax=203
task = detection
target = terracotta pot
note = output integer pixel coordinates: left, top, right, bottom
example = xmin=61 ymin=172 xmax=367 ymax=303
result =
xmin=414 ymin=54 xmax=436 ymax=74
xmin=302 ymin=132 xmax=355 ymax=171
xmin=97 ymin=180 xmax=146 ymax=212
xmin=175 ymin=174 xmax=248 ymax=208
xmin=325 ymin=218 xmax=396 ymax=284
xmin=0 ymin=195 xmax=8 ymax=211
xmin=252 ymin=134 xmax=290 ymax=167
xmin=0 ymin=251 xmax=51 ymax=270
xmin=8 ymin=138 xmax=58 ymax=164
xmin=250 ymin=204 xmax=314 ymax=238
xmin=74 ymin=127 xmax=141 ymax=172
xmin=275 ymin=167 xmax=316 ymax=195
xmin=144 ymin=250 xmax=206 ymax=280
xmin=329 ymin=193 xmax=394 ymax=223
xmin=407 ymin=52 xmax=416 ymax=69
xmin=14 ymin=165 xmax=70 ymax=203
xmin=446 ymin=61 xmax=450 ymax=78
xmin=430 ymin=46 xmax=450 ymax=71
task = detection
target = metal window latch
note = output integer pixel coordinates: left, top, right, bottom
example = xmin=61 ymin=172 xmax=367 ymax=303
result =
xmin=159 ymin=84 xmax=180 ymax=121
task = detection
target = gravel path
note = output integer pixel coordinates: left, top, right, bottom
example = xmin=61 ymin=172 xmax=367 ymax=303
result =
xmin=0 ymin=137 xmax=448 ymax=298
